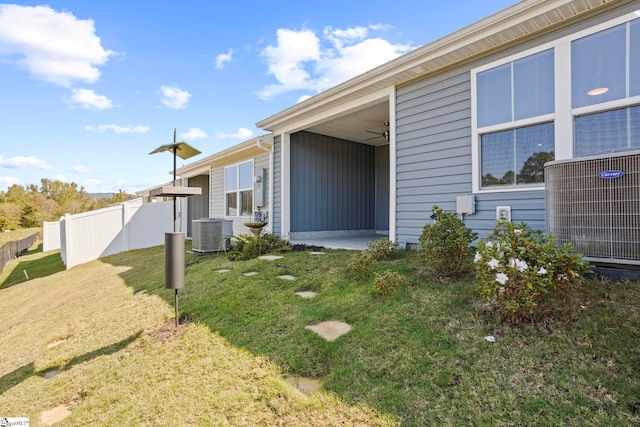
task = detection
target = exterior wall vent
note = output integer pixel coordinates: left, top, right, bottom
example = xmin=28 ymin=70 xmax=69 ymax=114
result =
xmin=192 ymin=218 xmax=233 ymax=253
xmin=545 ymin=150 xmax=640 ymax=266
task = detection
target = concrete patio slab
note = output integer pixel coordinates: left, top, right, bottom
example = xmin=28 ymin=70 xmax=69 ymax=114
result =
xmin=306 ymin=321 xmax=351 ymax=341
xmin=278 ymin=275 xmax=295 ymax=281
xmin=214 ymin=269 xmax=230 ymax=273
xmin=243 ymin=271 xmax=259 ymax=276
xmin=310 ymin=252 xmax=326 ymax=255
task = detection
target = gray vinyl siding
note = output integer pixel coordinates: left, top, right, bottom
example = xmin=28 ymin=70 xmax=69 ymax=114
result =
xmin=209 ymin=153 xmax=271 ymax=237
xmin=396 ymin=68 xmax=546 ymax=244
xmin=290 ymin=131 xmax=374 ymax=232
xmin=273 ymin=135 xmax=281 ymax=236
xmin=393 ymin=5 xmax=638 ymax=245
xmin=187 ymin=174 xmax=210 ymax=237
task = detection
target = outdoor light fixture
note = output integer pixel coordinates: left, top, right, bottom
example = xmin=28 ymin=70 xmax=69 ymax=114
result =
xmin=149 ymin=130 xmax=202 ymax=327
xmin=588 ymin=87 xmax=609 ymax=96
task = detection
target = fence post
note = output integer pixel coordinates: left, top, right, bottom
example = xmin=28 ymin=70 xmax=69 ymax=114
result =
xmin=63 ymin=213 xmax=72 ymax=269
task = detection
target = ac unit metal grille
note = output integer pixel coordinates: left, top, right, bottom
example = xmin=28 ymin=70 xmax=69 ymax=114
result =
xmin=192 ymin=218 xmax=232 ymax=253
xmin=545 ymin=151 xmax=640 ymax=265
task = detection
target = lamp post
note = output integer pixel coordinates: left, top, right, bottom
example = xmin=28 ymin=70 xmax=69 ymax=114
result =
xmin=149 ymin=130 xmax=202 ymax=327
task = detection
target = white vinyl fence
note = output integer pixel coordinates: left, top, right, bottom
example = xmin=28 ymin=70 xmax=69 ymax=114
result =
xmin=53 ymin=198 xmax=173 ymax=269
xmin=43 ymin=221 xmax=61 ymax=252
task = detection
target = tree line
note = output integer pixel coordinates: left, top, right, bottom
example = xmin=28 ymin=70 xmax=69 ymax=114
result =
xmin=0 ymin=179 xmax=134 ymax=231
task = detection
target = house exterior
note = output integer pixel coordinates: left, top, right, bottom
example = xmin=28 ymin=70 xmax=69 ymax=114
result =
xmin=256 ymin=0 xmax=640 ymax=261
xmin=172 ymin=135 xmax=273 ymax=238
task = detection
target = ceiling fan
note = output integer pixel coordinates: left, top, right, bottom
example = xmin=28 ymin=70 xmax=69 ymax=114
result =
xmin=365 ymin=121 xmax=390 ymax=141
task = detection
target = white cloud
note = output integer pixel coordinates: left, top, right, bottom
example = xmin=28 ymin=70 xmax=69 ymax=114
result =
xmin=297 ymin=95 xmax=312 ymax=103
xmin=180 ymin=128 xmax=207 ymax=140
xmin=215 ymin=49 xmax=233 ymax=69
xmin=258 ymin=24 xmax=411 ymax=100
xmin=71 ymin=165 xmax=92 ymax=173
xmin=85 ymin=124 xmax=150 ymax=134
xmin=0 ymin=155 xmax=53 ymax=170
xmin=216 ymin=128 xmax=254 ymax=140
xmin=53 ymin=173 xmax=67 ymax=181
xmin=160 ymin=86 xmax=191 ymax=109
xmin=0 ymin=4 xmax=114 ymax=86
xmin=67 ymin=88 xmax=113 ymax=110
xmin=0 ymin=176 xmax=19 ymax=188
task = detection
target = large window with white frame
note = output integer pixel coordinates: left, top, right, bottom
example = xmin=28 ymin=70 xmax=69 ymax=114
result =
xmin=572 ymin=18 xmax=640 ymax=156
xmin=472 ymin=11 xmax=640 ymax=193
xmin=225 ymin=160 xmax=253 ymax=217
xmin=476 ymin=48 xmax=555 ymax=189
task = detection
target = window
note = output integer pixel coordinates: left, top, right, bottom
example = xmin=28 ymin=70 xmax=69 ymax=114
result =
xmin=481 ymin=122 xmax=555 ymax=187
xmin=477 ymin=49 xmax=554 ymax=127
xmin=472 ymin=13 xmax=640 ymax=193
xmin=572 ymin=19 xmax=640 ymax=156
xmin=475 ymin=49 xmax=555 ymax=189
xmin=225 ymin=160 xmax=253 ymax=216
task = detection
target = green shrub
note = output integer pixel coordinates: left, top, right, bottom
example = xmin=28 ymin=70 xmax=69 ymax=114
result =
xmin=227 ymin=233 xmax=291 ymax=261
xmin=419 ymin=206 xmax=478 ymax=279
xmin=373 ymin=270 xmax=404 ymax=296
xmin=347 ymin=251 xmax=373 ymax=276
xmin=366 ymin=237 xmax=400 ymax=260
xmin=475 ymin=221 xmax=590 ymax=323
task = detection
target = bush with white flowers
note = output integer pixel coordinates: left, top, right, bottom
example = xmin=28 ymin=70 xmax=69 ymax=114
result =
xmin=475 ymin=221 xmax=589 ymax=322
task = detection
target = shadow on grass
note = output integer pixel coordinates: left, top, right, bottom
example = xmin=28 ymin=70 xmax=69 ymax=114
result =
xmin=0 ymin=331 xmax=141 ymax=396
xmin=1 ymin=251 xmax=65 ymax=289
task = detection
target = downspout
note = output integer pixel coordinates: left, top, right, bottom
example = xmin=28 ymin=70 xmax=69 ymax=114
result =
xmin=256 ymin=136 xmax=273 ymax=234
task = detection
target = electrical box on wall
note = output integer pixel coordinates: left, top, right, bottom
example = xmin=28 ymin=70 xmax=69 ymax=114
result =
xmin=496 ymin=206 xmax=511 ymax=222
xmin=456 ymin=195 xmax=475 ymax=215
xmin=254 ymin=168 xmax=266 ymax=207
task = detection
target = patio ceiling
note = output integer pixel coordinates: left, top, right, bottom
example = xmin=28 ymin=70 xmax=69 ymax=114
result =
xmin=304 ymin=101 xmax=390 ymax=146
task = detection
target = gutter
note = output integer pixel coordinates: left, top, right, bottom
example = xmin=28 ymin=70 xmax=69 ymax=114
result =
xmin=256 ymin=136 xmax=274 ymax=234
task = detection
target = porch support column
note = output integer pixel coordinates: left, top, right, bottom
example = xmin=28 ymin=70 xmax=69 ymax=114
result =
xmin=388 ymin=87 xmax=397 ymax=243
xmin=281 ymin=132 xmax=291 ymax=239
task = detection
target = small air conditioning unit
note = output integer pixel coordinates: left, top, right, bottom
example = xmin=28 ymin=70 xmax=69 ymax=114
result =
xmin=545 ymin=150 xmax=640 ymax=266
xmin=192 ymin=218 xmax=233 ymax=253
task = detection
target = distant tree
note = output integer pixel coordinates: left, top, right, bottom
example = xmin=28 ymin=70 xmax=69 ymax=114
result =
xmin=518 ymin=151 xmax=554 ymax=184
xmin=0 ymin=202 xmax=23 ymax=230
xmin=110 ymin=189 xmax=134 ymax=204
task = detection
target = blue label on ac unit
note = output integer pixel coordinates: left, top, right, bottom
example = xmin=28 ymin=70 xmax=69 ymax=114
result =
xmin=598 ymin=170 xmax=624 ymax=179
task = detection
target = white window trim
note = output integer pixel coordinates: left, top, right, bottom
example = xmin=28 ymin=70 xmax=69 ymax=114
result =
xmin=471 ymin=10 xmax=640 ymax=194
xmin=224 ymin=159 xmax=254 ymax=218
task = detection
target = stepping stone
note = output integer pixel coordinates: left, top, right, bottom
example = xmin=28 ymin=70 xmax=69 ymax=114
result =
xmin=285 ymin=376 xmax=322 ymax=394
xmin=310 ymin=251 xmax=325 ymax=255
xmin=278 ymin=275 xmax=295 ymax=281
xmin=306 ymin=321 xmax=351 ymax=341
xmin=134 ymin=290 xmax=147 ymax=296
xmin=40 ymin=405 xmax=71 ymax=426
xmin=244 ymin=271 xmax=259 ymax=276
xmin=42 ymin=369 xmax=62 ymax=379
xmin=259 ymin=255 xmax=283 ymax=261
xmin=214 ymin=269 xmax=230 ymax=273
xmin=296 ymin=291 xmax=318 ymax=299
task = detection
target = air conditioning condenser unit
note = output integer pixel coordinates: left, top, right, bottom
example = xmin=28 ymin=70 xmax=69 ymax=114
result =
xmin=192 ymin=218 xmax=233 ymax=253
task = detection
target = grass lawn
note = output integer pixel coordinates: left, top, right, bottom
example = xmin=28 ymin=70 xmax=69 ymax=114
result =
xmin=1 ymin=243 xmax=639 ymax=426
xmin=0 ymin=227 xmax=42 ymax=246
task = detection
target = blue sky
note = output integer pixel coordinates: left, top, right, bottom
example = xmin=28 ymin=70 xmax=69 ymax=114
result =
xmin=0 ymin=0 xmax=517 ymax=194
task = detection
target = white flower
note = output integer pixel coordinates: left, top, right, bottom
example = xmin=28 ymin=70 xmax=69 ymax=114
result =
xmin=514 ymin=229 xmax=522 ymax=235
xmin=474 ymin=252 xmax=482 ymax=263
xmin=509 ymin=258 xmax=528 ymax=272
xmin=487 ymin=258 xmax=500 ymax=269
xmin=537 ymin=267 xmax=547 ymax=275
xmin=557 ymin=273 xmax=569 ymax=281
xmin=515 ymin=259 xmax=528 ymax=272
xmin=486 ymin=241 xmax=493 ymax=248
xmin=496 ymin=273 xmax=509 ymax=285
